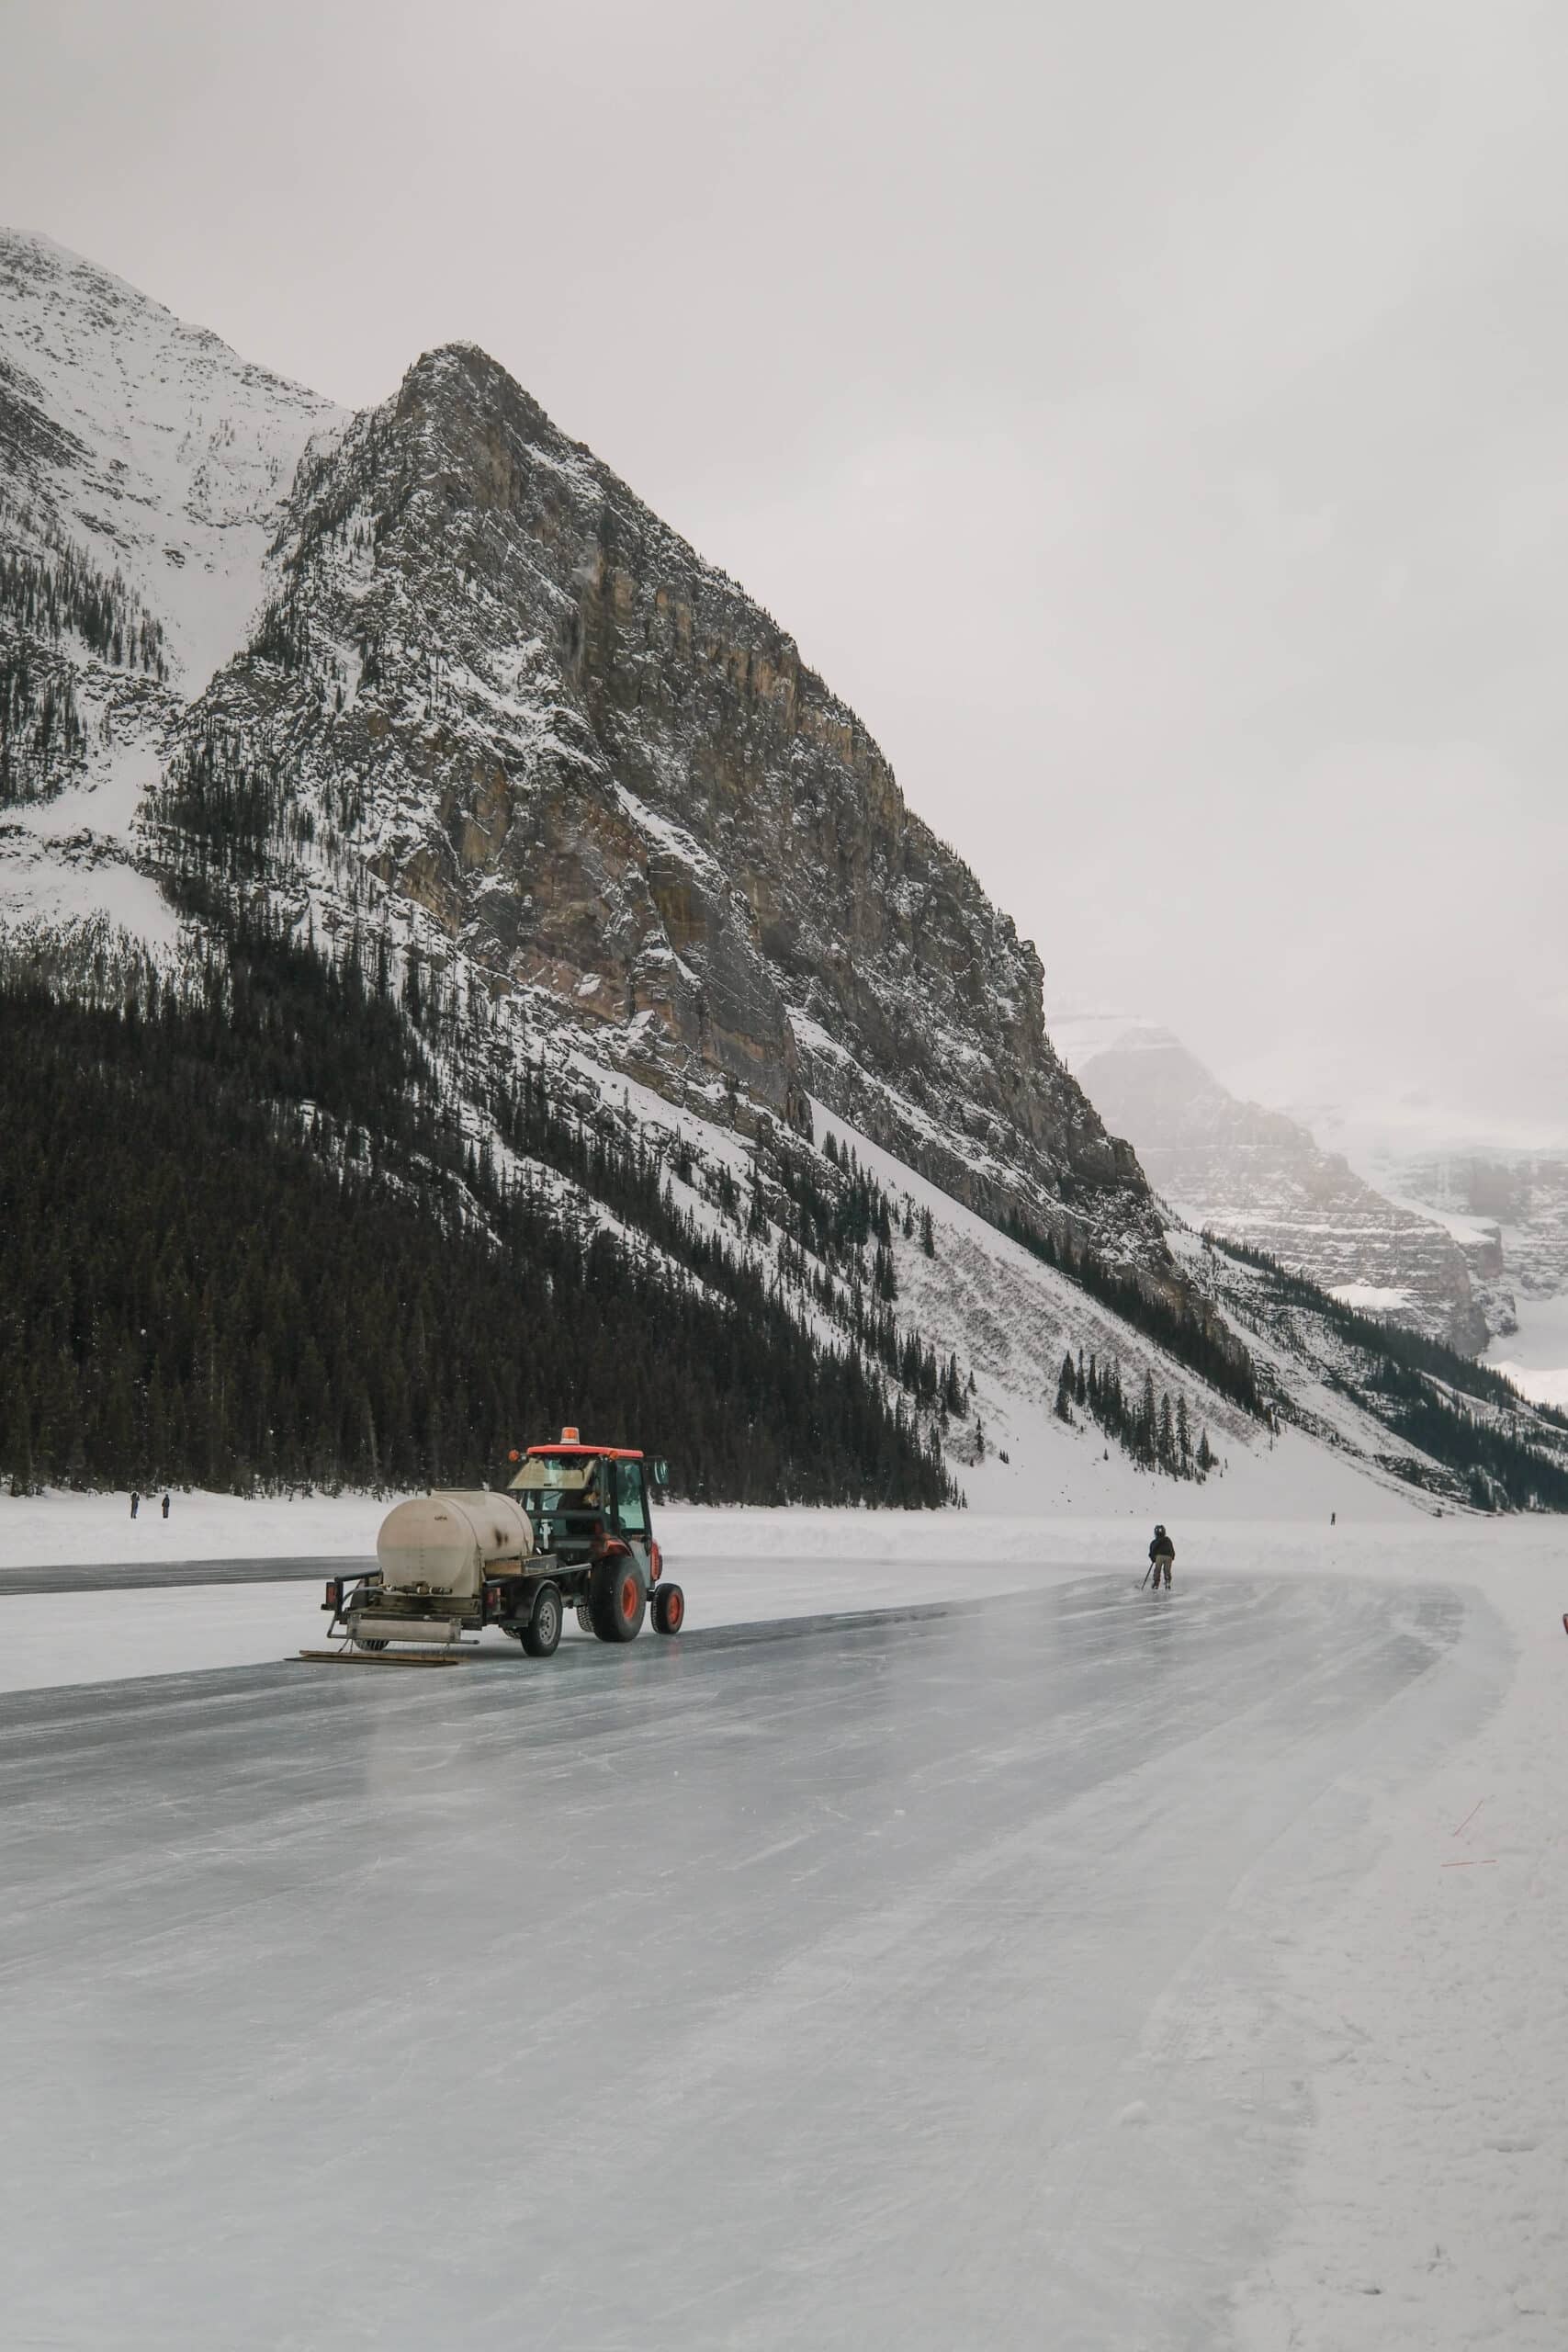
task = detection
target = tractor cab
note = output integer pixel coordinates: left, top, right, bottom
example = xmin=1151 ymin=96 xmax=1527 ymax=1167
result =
xmin=508 ymin=1430 xmax=669 ymax=1573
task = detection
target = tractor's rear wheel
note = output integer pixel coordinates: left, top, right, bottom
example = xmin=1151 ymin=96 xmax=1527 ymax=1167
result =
xmin=652 ymin=1582 xmax=685 ymax=1636
xmin=590 ymin=1555 xmax=647 ymax=1644
xmin=521 ymin=1581 xmax=563 ymax=1658
xmin=354 ymin=1636 xmax=389 ymax=1653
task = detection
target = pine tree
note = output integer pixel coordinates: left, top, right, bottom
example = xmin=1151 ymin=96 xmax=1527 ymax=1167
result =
xmin=7 ymin=1395 xmax=35 ymax=1498
xmin=1055 ymin=1351 xmax=1076 ymax=1424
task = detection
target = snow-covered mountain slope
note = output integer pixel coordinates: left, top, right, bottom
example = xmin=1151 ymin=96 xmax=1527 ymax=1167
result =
xmin=0 ymin=230 xmax=342 ymax=689
xmin=1370 ymin=1146 xmax=1568 ymax=1323
xmin=0 ymin=238 xmax=1265 ymax=1509
xmin=0 ymin=230 xmax=343 ymax=950
xmin=3 ymin=232 xmax=1558 ymax=1517
xmin=1052 ymin=1012 xmax=1487 ymax=1352
xmin=1173 ymin=1227 xmax=1568 ymax=1513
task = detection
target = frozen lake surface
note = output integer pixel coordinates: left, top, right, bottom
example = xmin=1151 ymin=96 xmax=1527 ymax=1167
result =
xmin=0 ymin=1573 xmax=1488 ymax=2349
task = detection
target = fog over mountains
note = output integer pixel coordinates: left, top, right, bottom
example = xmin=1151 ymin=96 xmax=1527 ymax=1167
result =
xmin=1049 ymin=1014 xmax=1490 ymax=1353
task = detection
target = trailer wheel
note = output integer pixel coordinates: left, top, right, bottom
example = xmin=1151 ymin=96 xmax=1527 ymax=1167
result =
xmin=521 ymin=1581 xmax=563 ymax=1658
xmin=652 ymin=1582 xmax=685 ymax=1636
xmin=590 ymin=1555 xmax=647 ymax=1643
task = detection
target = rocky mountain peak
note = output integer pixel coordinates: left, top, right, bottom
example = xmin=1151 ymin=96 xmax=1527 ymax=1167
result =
xmin=188 ymin=334 xmax=1161 ymax=1263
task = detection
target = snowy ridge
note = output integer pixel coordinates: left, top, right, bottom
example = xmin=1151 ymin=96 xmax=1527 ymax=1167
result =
xmin=0 ymin=230 xmax=344 ymax=954
xmin=0 ymin=230 xmax=343 ymax=687
xmin=1053 ymin=1006 xmax=1489 ymax=1351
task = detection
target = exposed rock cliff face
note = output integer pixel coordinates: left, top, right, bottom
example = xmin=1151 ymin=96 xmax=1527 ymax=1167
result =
xmin=3 ymin=236 xmax=1271 ymax=1505
xmin=1053 ymin=1015 xmax=1488 ymax=1352
xmin=176 ymin=342 xmax=1157 ymax=1262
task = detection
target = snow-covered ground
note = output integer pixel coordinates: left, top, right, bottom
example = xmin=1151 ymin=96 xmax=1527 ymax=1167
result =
xmin=0 ymin=227 xmax=344 ymax=956
xmin=1485 ymin=1287 xmax=1568 ymax=1411
xmin=0 ymin=229 xmax=342 ymax=690
xmin=1329 ymin=1279 xmax=1414 ymax=1316
xmin=1 ymin=1496 xmax=1564 ymax=2346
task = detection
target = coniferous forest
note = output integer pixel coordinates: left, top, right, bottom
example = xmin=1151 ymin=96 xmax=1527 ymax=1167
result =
xmin=0 ymin=909 xmax=956 ymax=1508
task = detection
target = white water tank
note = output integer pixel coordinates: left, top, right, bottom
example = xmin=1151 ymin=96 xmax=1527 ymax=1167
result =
xmin=374 ymin=1490 xmax=535 ymax=1598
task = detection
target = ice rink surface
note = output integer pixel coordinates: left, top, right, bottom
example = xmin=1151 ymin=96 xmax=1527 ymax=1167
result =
xmin=0 ymin=1570 xmax=1496 ymax=2352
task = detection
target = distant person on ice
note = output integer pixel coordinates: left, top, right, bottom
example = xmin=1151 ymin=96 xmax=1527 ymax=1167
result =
xmin=161 ymin=1493 xmax=171 ymax=1521
xmin=1148 ymin=1524 xmax=1174 ymax=1589
xmin=130 ymin=1491 xmax=141 ymax=1521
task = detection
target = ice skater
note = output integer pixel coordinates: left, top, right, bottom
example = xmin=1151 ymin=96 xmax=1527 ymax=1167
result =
xmin=1147 ymin=1523 xmax=1174 ymax=1589
xmin=161 ymin=1492 xmax=171 ymax=1521
xmin=130 ymin=1491 xmax=141 ymax=1521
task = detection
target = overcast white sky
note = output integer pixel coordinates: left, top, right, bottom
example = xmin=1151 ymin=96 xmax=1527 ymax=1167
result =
xmin=6 ymin=0 xmax=1566 ymax=1143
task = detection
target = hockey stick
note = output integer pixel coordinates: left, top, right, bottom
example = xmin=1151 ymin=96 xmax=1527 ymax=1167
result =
xmin=1140 ymin=1563 xmax=1155 ymax=1589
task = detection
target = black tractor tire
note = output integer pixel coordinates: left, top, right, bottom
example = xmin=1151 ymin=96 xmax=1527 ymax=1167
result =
xmin=354 ymin=1635 xmax=389 ymax=1653
xmin=651 ymin=1582 xmax=686 ymax=1636
xmin=521 ymin=1581 xmax=563 ymax=1658
xmin=575 ymin=1601 xmax=595 ymax=1636
xmin=589 ymin=1554 xmax=647 ymax=1644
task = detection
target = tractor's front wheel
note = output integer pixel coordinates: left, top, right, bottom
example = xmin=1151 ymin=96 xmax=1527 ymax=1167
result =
xmin=652 ymin=1582 xmax=685 ymax=1636
xmin=521 ymin=1581 xmax=563 ymax=1658
xmin=575 ymin=1602 xmax=594 ymax=1636
xmin=589 ymin=1555 xmax=647 ymax=1644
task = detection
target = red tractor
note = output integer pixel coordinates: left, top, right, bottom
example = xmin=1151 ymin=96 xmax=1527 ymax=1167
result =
xmin=504 ymin=1431 xmax=684 ymax=1647
xmin=317 ymin=1430 xmax=684 ymax=1662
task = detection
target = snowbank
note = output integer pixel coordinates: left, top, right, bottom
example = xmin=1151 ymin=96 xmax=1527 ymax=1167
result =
xmin=0 ymin=1486 xmax=384 ymax=1570
xmin=0 ymin=1423 xmax=1428 ymax=1578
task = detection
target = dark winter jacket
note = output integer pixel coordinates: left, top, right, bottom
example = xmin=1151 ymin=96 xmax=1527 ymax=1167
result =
xmin=1149 ymin=1533 xmax=1175 ymax=1565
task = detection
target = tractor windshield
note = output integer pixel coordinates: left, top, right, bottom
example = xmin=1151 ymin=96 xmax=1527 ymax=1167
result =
xmin=510 ymin=1456 xmax=604 ymax=1516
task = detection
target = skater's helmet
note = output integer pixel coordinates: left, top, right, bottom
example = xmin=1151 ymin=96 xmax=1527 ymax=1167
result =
xmin=1154 ymin=1523 xmax=1166 ymax=1536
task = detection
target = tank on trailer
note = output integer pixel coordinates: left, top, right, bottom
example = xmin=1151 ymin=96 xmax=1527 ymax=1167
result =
xmin=375 ymin=1491 xmax=534 ymax=1596
xmin=301 ymin=1430 xmax=682 ymax=1664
